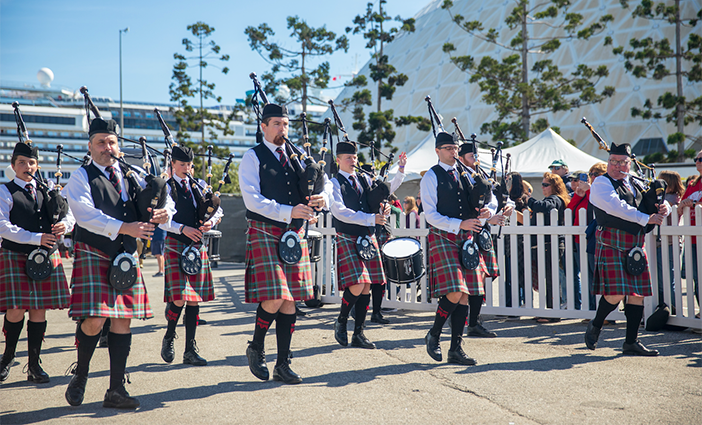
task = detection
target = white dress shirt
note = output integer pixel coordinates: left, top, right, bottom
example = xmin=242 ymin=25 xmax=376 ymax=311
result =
xmin=590 ymin=174 xmax=670 ymax=227
xmin=239 ymin=139 xmax=332 ymax=224
xmin=160 ymin=174 xmax=224 ymax=234
xmin=0 ymin=176 xmax=76 ymax=245
xmin=62 ymin=160 xmax=175 ymax=241
xmin=331 ymin=170 xmax=377 ymax=227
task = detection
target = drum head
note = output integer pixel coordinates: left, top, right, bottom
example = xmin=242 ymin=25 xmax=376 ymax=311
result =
xmin=109 ymin=253 xmax=139 ymax=291
xmin=461 ymin=240 xmax=481 ymax=270
xmin=626 ymin=247 xmax=646 ymax=276
xmin=356 ymin=235 xmax=377 ymax=261
xmin=279 ymin=230 xmax=302 ymax=265
xmin=381 ymin=238 xmax=421 ymax=257
xmin=26 ymin=248 xmax=53 ymax=281
xmin=180 ymin=245 xmax=203 ymax=275
xmin=307 ymin=230 xmax=322 ymax=240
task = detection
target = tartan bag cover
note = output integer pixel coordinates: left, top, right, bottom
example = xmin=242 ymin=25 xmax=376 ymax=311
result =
xmin=427 ymin=225 xmax=486 ymax=298
xmin=593 ymin=227 xmax=652 ymax=297
xmin=69 ymin=242 xmax=153 ymax=319
xmin=244 ymin=220 xmax=313 ymax=303
xmin=335 ymin=232 xmax=386 ymax=291
xmin=164 ymin=236 xmax=214 ymax=303
xmin=0 ymin=248 xmax=69 ymax=312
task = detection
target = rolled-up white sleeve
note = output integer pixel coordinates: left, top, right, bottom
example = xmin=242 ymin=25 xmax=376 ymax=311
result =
xmin=590 ymin=176 xmax=649 ymax=227
xmin=239 ymin=149 xmax=293 ymax=223
xmin=330 ymin=177 xmax=376 ymax=227
xmin=420 ymin=168 xmax=462 ymax=234
xmin=389 ymin=170 xmax=405 ymax=194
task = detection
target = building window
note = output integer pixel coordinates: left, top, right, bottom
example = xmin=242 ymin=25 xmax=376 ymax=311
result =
xmin=633 ymin=137 xmax=667 ymax=157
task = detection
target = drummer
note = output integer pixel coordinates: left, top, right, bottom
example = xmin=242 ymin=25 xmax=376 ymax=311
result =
xmin=331 ymin=141 xmax=390 ymax=350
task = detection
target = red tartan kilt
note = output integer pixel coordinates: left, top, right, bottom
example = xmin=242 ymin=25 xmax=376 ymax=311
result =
xmin=427 ymin=226 xmax=485 ymax=298
xmin=164 ymin=236 xmax=214 ymax=303
xmin=336 ymin=232 xmax=386 ymax=291
xmin=244 ymin=220 xmax=313 ymax=303
xmin=593 ymin=227 xmax=652 ymax=296
xmin=0 ymin=248 xmax=69 ymax=312
xmin=69 ymin=242 xmax=153 ymax=319
xmin=481 ymin=245 xmax=499 ymax=278
xmin=376 ymin=228 xmax=391 ymax=250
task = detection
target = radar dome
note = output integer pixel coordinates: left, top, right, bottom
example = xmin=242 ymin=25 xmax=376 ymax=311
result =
xmin=37 ymin=68 xmax=54 ymax=87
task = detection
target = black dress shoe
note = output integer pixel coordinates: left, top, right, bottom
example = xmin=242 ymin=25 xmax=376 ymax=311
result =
xmin=65 ymin=372 xmax=88 ymax=406
xmin=467 ymin=324 xmax=497 ymax=338
xmin=447 ymin=344 xmax=477 ymax=366
xmin=26 ymin=362 xmax=50 ymax=383
xmin=334 ymin=318 xmax=348 ymax=347
xmin=183 ymin=349 xmax=207 ymax=366
xmin=161 ymin=333 xmax=176 ymax=363
xmin=585 ymin=321 xmax=601 ymax=350
xmin=272 ymin=362 xmax=302 ymax=384
xmin=197 ymin=318 xmax=207 ymax=326
xmin=351 ymin=332 xmax=376 ymax=349
xmin=0 ymin=356 xmax=14 ymax=382
xmin=370 ymin=312 xmax=390 ymax=324
xmin=98 ymin=334 xmax=109 ymax=348
xmin=622 ymin=340 xmax=659 ymax=356
xmin=246 ymin=341 xmax=269 ymax=381
xmin=103 ymin=386 xmax=140 ymax=409
xmin=425 ymin=331 xmax=442 ymax=362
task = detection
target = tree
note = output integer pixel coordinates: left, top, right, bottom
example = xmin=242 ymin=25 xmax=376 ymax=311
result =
xmin=611 ymin=0 xmax=701 ymax=162
xmin=343 ymin=0 xmax=430 ymax=161
xmin=170 ymin=22 xmax=233 ymax=177
xmin=245 ymin=17 xmax=349 ymax=115
xmin=442 ymin=0 xmax=615 ymax=146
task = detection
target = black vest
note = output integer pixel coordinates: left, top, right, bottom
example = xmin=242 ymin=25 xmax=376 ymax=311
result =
xmin=593 ymin=174 xmax=644 ymax=235
xmin=73 ymin=163 xmax=139 ymax=258
xmin=245 ymin=143 xmax=304 ymax=229
xmin=332 ymin=174 xmax=374 ymax=236
xmin=168 ymin=177 xmax=198 ymax=244
xmin=432 ymin=164 xmax=473 ymax=220
xmin=1 ymin=181 xmax=51 ymax=254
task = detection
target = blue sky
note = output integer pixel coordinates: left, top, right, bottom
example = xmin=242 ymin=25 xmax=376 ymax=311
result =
xmin=0 ymin=0 xmax=430 ymax=106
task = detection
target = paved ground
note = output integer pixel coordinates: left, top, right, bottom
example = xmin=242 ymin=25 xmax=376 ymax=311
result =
xmin=1 ymin=258 xmax=701 ymax=425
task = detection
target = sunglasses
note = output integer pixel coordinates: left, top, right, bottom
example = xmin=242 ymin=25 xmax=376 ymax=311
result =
xmin=550 ymin=166 xmax=562 ymax=170
xmin=695 ymin=157 xmax=702 ymax=163
xmin=541 ymin=183 xmax=551 ymax=187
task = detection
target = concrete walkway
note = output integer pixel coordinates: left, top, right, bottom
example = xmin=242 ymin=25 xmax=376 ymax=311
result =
xmin=1 ymin=258 xmax=700 ymax=425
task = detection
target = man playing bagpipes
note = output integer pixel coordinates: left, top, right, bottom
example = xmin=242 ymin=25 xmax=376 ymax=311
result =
xmin=159 ymin=145 xmax=223 ymax=367
xmin=62 ymin=117 xmax=175 ymax=408
xmin=0 ymin=142 xmax=75 ymax=384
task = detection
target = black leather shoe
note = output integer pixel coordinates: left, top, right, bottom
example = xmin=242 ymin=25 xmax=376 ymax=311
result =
xmin=585 ymin=322 xmax=601 ymax=350
xmin=161 ymin=333 xmax=176 ymax=363
xmin=246 ymin=342 xmax=269 ymax=381
xmin=65 ymin=372 xmax=88 ymax=406
xmin=0 ymin=356 xmax=14 ymax=382
xmin=622 ymin=340 xmax=659 ymax=356
xmin=351 ymin=332 xmax=376 ymax=349
xmin=27 ymin=362 xmax=50 ymax=383
xmin=183 ymin=348 xmax=207 ymax=366
xmin=272 ymin=362 xmax=302 ymax=384
xmin=370 ymin=312 xmax=390 ymax=324
xmin=467 ymin=324 xmax=497 ymax=338
xmin=98 ymin=334 xmax=109 ymax=348
xmin=334 ymin=318 xmax=348 ymax=347
xmin=103 ymin=386 xmax=140 ymax=409
xmin=425 ymin=331 xmax=442 ymax=362
xmin=447 ymin=345 xmax=477 ymax=366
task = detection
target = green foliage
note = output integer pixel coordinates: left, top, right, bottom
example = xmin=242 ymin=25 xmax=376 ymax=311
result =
xmin=211 ymin=161 xmax=240 ymax=195
xmin=442 ymin=0 xmax=614 ymax=145
xmin=342 ymin=1 xmax=429 ymax=157
xmin=615 ymin=1 xmax=701 ymax=162
xmin=169 ymin=22 xmax=233 ymax=172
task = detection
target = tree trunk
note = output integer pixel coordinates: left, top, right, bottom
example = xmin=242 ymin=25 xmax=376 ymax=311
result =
xmin=302 ymin=45 xmax=307 ymax=115
xmin=521 ymin=2 xmax=530 ymax=141
xmin=199 ymin=33 xmax=207 ymax=178
xmin=675 ymin=0 xmax=684 ymax=162
xmin=377 ymin=1 xmax=384 ymax=114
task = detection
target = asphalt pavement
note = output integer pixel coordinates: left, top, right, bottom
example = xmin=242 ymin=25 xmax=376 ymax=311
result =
xmin=1 ymin=258 xmax=700 ymax=425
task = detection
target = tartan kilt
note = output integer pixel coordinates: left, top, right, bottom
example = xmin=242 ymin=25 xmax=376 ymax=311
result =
xmin=164 ymin=236 xmax=214 ymax=303
xmin=427 ymin=226 xmax=486 ymax=298
xmin=0 ymin=248 xmax=69 ymax=312
xmin=376 ymin=227 xmax=391 ymax=250
xmin=69 ymin=242 xmax=153 ymax=320
xmin=593 ymin=227 xmax=652 ymax=297
xmin=481 ymin=243 xmax=499 ymax=278
xmin=336 ymin=232 xmax=386 ymax=291
xmin=244 ymin=220 xmax=313 ymax=303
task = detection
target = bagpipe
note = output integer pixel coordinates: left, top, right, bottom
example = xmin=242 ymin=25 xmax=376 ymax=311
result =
xmin=12 ymin=101 xmax=69 ymax=280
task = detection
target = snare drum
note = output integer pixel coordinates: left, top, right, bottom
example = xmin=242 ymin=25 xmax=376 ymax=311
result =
xmin=307 ymin=230 xmax=322 ymax=263
xmin=381 ymin=238 xmax=425 ymax=284
xmin=203 ymin=230 xmax=222 ymax=262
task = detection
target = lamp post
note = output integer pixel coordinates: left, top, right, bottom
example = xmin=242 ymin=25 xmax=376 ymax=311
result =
xmin=119 ymin=27 xmax=129 ymax=145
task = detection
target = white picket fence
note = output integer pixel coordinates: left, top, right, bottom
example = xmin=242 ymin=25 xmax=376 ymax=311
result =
xmin=310 ymin=206 xmax=701 ymax=330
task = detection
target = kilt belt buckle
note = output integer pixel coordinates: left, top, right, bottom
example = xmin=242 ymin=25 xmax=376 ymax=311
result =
xmin=460 ymin=239 xmax=481 ymax=270
xmin=180 ymin=243 xmax=203 ymax=276
xmin=26 ymin=246 xmax=55 ymax=281
xmin=477 ymin=225 xmax=493 ymax=252
xmin=109 ymin=252 xmax=139 ymax=291
xmin=356 ymin=235 xmax=377 ymax=261
xmin=279 ymin=230 xmax=302 ymax=265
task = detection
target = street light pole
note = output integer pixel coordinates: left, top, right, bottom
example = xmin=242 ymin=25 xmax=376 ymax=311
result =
xmin=119 ymin=27 xmax=129 ymax=146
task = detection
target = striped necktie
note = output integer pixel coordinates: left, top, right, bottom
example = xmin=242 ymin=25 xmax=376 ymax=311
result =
xmin=105 ymin=166 xmax=122 ymax=195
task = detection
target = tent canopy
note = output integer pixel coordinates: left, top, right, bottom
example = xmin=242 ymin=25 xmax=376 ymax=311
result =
xmin=390 ymin=128 xmax=605 ymax=180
